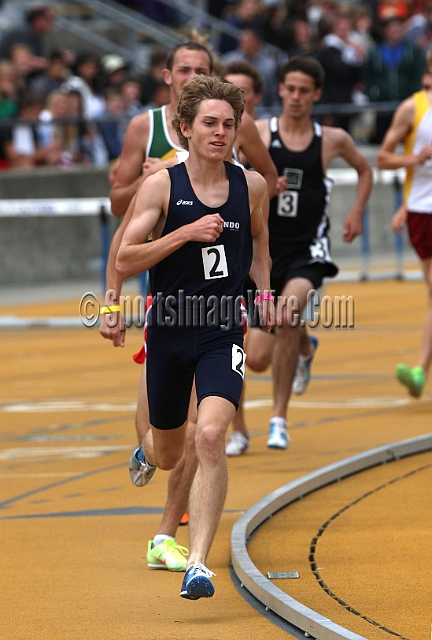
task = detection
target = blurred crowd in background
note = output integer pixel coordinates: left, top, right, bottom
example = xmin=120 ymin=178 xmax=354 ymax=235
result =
xmin=0 ymin=0 xmax=431 ymax=170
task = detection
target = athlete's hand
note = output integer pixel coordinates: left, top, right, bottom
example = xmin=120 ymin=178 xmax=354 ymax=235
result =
xmin=142 ymin=157 xmax=161 ymax=172
xmin=188 ymin=214 xmax=224 ymax=243
xmin=100 ymin=311 xmax=126 ymax=347
xmin=275 ymin=175 xmax=288 ymax=195
xmin=99 ymin=290 xmax=125 ymax=346
xmin=391 ymin=205 xmax=407 ymax=234
xmin=257 ymin=299 xmax=276 ymax=333
xmin=342 ymin=210 xmax=363 ymax=243
xmin=415 ymin=145 xmax=432 ymax=165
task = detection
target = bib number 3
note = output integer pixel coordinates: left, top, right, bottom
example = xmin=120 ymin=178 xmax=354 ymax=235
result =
xmin=202 ymin=245 xmax=228 ymax=280
xmin=232 ymin=344 xmax=246 ymax=379
xmin=277 ymin=190 xmax=299 ymax=217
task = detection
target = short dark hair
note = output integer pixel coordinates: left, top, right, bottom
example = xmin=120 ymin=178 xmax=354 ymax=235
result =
xmin=165 ymin=41 xmax=213 ymax=74
xmin=18 ymin=89 xmax=44 ymax=111
xmin=173 ymin=75 xmax=244 ymax=150
xmin=220 ymin=60 xmax=263 ymax=96
xmin=278 ymin=56 xmax=324 ymax=89
xmin=26 ymin=4 xmax=53 ymax=24
xmin=149 ymin=45 xmax=169 ymax=68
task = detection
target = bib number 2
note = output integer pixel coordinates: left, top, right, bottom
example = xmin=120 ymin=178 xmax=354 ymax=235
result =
xmin=202 ymin=245 xmax=228 ymax=280
xmin=232 ymin=344 xmax=245 ymax=379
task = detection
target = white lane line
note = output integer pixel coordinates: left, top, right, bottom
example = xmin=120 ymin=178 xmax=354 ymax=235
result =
xmin=0 ymin=445 xmax=132 ymax=461
xmin=0 ymin=397 xmax=411 ymax=414
xmin=244 ymin=397 xmax=410 ymax=409
xmin=0 ymin=473 xmax=78 ymax=478
xmin=0 ymin=401 xmax=137 ymax=412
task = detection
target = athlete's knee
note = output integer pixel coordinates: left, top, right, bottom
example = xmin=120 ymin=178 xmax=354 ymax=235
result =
xmin=154 ymin=448 xmax=182 ymax=471
xmin=195 ymin=422 xmax=225 ymax=462
xmin=247 ymin=350 xmax=270 ymax=371
xmin=151 ymin=432 xmax=182 ymax=470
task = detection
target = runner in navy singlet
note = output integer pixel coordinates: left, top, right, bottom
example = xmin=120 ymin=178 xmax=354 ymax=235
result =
xmin=116 ymin=75 xmax=274 ymax=599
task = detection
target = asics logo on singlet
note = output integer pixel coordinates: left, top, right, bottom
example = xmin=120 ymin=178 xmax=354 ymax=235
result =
xmin=271 ymin=140 xmax=282 ymax=148
xmin=176 ymin=199 xmax=193 ymax=205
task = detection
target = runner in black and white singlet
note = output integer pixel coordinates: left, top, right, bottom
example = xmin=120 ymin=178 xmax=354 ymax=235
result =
xmin=251 ymin=56 xmax=372 ymax=450
xmin=267 ymin=116 xmax=338 ymax=293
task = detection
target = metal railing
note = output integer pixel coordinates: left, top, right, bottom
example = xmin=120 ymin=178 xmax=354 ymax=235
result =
xmin=54 ymin=0 xmax=186 ymax=73
xmin=137 ymin=0 xmax=283 ymax=58
xmin=47 ymin=0 xmax=284 ymax=72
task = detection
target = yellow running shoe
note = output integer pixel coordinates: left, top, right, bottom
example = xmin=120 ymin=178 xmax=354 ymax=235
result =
xmin=147 ymin=539 xmax=188 ymax=571
xmin=396 ymin=364 xmax=426 ymax=398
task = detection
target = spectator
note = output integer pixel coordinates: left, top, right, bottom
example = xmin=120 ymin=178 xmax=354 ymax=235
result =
xmin=221 ymin=24 xmax=280 ymax=108
xmin=219 ymin=0 xmax=264 ymax=54
xmin=0 ymin=3 xmax=55 ymax=79
xmin=65 ymin=89 xmax=107 ymax=165
xmin=9 ymin=43 xmax=39 ymax=93
xmin=139 ymin=45 xmax=168 ymax=106
xmin=60 ymin=52 xmax=105 ymax=119
xmin=38 ymin=89 xmax=75 ymax=166
xmin=316 ymin=12 xmax=365 ymax=131
xmin=3 ymin=89 xmax=52 ymax=168
xmin=100 ymin=54 xmax=129 ymax=91
xmin=0 ymin=60 xmax=19 ymax=119
xmin=404 ymin=6 xmax=431 ymax=49
xmin=141 ymin=77 xmax=170 ymax=112
xmin=349 ymin=4 xmax=375 ymax=58
xmin=365 ymin=15 xmax=425 ymax=143
xmin=97 ymin=87 xmax=127 ymax=162
xmin=0 ymin=60 xmax=20 ymax=169
xmin=121 ymin=77 xmax=144 ymax=116
xmin=279 ymin=17 xmax=317 ymax=56
xmin=28 ymin=50 xmax=69 ymax=98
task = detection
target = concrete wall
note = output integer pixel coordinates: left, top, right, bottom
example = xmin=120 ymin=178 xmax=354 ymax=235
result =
xmin=0 ymin=148 xmax=415 ymax=287
xmin=0 ymin=166 xmax=116 ymax=286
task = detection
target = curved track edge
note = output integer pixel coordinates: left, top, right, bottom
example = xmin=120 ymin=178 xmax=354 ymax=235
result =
xmin=231 ymin=434 xmax=432 ymax=640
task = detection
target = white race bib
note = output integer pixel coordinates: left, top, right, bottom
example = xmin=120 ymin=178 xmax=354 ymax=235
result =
xmin=202 ymin=245 xmax=228 ymax=280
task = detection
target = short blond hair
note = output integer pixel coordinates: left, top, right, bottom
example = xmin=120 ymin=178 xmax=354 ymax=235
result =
xmin=172 ymin=75 xmax=245 ymax=150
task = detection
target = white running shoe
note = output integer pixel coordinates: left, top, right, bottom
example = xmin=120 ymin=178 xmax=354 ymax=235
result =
xmin=129 ymin=447 xmax=156 ymax=487
xmin=226 ymin=431 xmax=250 ymax=456
xmin=267 ymin=418 xmax=290 ymax=450
xmin=292 ymin=335 xmax=319 ymax=395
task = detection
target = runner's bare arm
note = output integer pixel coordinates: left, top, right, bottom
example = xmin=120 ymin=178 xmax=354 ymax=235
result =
xmin=324 ymin=127 xmax=373 ymax=242
xmin=110 ymin=114 xmax=150 ymax=217
xmin=377 ymin=98 xmax=432 ymax=169
xmin=99 ymin=195 xmax=137 ymax=346
xmin=236 ymin=113 xmax=278 ymax=197
xmin=247 ymin=171 xmax=274 ymax=331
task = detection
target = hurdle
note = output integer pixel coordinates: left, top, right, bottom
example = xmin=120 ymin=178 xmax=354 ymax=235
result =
xmin=0 ymin=198 xmax=112 ymax=327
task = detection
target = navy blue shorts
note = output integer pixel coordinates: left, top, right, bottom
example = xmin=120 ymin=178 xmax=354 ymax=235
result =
xmin=146 ymin=324 xmax=245 ymax=430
